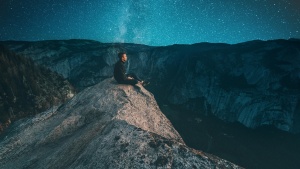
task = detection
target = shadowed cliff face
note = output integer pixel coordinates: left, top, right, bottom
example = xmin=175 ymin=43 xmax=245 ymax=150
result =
xmin=0 ymin=45 xmax=75 ymax=132
xmin=0 ymin=78 xmax=241 ymax=169
xmin=1 ymin=39 xmax=299 ymax=133
xmin=164 ymin=41 xmax=300 ymax=133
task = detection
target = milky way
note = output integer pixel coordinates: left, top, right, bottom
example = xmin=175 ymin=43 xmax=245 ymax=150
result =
xmin=1 ymin=0 xmax=299 ymax=46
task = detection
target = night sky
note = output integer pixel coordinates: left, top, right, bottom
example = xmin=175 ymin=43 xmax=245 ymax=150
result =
xmin=1 ymin=0 xmax=300 ymax=46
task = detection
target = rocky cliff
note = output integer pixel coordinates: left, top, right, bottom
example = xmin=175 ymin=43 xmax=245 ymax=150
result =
xmin=164 ymin=40 xmax=300 ymax=133
xmin=0 ymin=78 xmax=241 ymax=169
xmin=1 ymin=39 xmax=299 ymax=133
xmin=0 ymin=45 xmax=75 ymax=132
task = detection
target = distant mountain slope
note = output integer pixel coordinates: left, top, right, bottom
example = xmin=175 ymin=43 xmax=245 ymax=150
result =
xmin=1 ymin=39 xmax=299 ymax=133
xmin=0 ymin=45 xmax=75 ymax=132
xmin=0 ymin=39 xmax=153 ymax=90
xmin=0 ymin=78 xmax=241 ymax=169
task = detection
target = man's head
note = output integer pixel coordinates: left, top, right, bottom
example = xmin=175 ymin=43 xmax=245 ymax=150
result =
xmin=118 ymin=52 xmax=127 ymax=62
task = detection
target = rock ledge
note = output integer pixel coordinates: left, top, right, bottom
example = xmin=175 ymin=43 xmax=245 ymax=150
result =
xmin=0 ymin=78 xmax=241 ymax=169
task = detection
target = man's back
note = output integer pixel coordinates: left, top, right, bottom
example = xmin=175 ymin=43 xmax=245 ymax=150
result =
xmin=114 ymin=60 xmax=126 ymax=83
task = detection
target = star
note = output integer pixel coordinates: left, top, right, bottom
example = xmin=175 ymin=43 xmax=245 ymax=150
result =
xmin=0 ymin=0 xmax=299 ymax=46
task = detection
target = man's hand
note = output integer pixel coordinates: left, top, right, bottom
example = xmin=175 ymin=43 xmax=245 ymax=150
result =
xmin=127 ymin=77 xmax=133 ymax=80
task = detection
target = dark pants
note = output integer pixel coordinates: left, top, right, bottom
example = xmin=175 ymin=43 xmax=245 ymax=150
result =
xmin=118 ymin=73 xmax=141 ymax=85
xmin=126 ymin=73 xmax=142 ymax=81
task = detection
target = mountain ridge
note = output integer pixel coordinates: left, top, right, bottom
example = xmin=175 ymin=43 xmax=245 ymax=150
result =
xmin=1 ymin=39 xmax=299 ymax=168
xmin=1 ymin=38 xmax=298 ymax=133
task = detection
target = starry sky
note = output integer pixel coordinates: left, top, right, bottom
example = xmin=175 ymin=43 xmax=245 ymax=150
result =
xmin=1 ymin=0 xmax=300 ymax=46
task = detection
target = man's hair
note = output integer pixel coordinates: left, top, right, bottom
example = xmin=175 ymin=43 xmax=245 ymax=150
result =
xmin=118 ymin=52 xmax=126 ymax=59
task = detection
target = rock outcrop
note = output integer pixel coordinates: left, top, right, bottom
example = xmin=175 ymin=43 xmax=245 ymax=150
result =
xmin=0 ymin=78 xmax=241 ymax=169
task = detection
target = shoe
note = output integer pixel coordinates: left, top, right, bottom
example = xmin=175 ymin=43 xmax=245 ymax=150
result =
xmin=141 ymin=81 xmax=150 ymax=86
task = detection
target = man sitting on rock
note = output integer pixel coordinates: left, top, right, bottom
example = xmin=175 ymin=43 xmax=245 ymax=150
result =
xmin=114 ymin=52 xmax=149 ymax=86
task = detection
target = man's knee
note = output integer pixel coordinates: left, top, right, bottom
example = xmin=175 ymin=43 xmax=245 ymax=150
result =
xmin=121 ymin=79 xmax=138 ymax=85
xmin=129 ymin=79 xmax=139 ymax=85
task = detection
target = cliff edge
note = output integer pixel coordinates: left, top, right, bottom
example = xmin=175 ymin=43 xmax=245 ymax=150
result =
xmin=0 ymin=78 xmax=241 ymax=168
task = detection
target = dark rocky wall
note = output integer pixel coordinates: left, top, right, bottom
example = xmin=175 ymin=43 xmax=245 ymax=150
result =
xmin=0 ymin=45 xmax=75 ymax=132
xmin=1 ymin=39 xmax=299 ymax=133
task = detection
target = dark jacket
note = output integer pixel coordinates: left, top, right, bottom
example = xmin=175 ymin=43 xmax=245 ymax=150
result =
xmin=114 ymin=60 xmax=139 ymax=85
xmin=114 ymin=60 xmax=127 ymax=83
